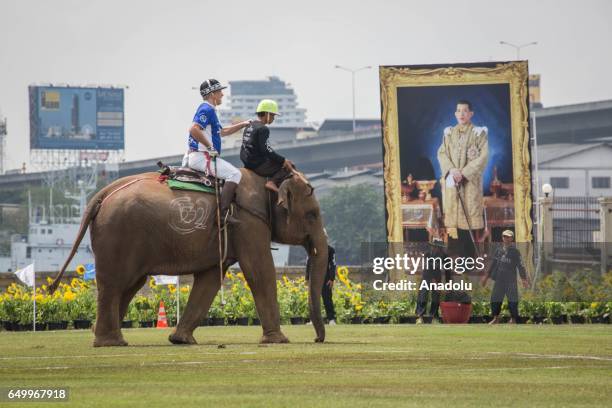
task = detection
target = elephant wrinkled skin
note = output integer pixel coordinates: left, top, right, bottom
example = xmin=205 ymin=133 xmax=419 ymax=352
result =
xmin=50 ymin=169 xmax=328 ymax=347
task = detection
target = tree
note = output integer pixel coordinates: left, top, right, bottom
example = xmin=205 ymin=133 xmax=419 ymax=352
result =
xmin=319 ymin=184 xmax=386 ymax=265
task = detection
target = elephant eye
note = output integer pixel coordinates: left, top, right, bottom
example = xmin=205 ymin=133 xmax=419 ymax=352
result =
xmin=306 ymin=210 xmax=318 ymax=222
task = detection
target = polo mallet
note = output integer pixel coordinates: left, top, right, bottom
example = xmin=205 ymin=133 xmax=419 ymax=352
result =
xmin=455 ymin=181 xmax=480 ymax=258
xmin=213 ymin=155 xmax=225 ymax=306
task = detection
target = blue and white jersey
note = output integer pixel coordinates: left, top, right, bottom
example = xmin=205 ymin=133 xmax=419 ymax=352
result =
xmin=188 ymin=102 xmax=223 ymax=153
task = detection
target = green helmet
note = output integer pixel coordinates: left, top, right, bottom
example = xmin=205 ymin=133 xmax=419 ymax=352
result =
xmin=256 ymin=99 xmax=281 ymax=116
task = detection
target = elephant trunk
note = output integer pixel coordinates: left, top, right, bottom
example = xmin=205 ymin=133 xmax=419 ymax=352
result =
xmin=306 ymin=236 xmax=328 ymax=343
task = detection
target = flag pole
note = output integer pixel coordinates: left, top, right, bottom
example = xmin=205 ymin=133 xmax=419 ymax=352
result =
xmin=32 ymin=261 xmax=36 ymax=332
xmin=176 ymin=276 xmax=180 ymax=325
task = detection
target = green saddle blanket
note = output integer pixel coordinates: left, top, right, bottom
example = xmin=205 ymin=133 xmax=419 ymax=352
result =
xmin=167 ymin=179 xmax=215 ymax=194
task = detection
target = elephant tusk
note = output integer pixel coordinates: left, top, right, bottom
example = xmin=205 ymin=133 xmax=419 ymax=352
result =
xmin=313 ymin=247 xmax=317 ymax=256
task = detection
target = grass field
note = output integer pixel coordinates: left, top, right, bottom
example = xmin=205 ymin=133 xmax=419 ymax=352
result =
xmin=0 ymin=325 xmax=611 ymax=407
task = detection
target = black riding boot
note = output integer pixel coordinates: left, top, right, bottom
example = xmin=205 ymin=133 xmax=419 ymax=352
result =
xmin=219 ymin=181 xmax=239 ymax=224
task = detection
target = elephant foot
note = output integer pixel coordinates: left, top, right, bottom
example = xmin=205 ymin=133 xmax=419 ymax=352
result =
xmin=260 ymin=332 xmax=290 ymax=344
xmin=169 ymin=329 xmax=197 ymax=345
xmin=93 ymin=335 xmax=128 ymax=347
xmin=314 ymin=336 xmax=325 ymax=343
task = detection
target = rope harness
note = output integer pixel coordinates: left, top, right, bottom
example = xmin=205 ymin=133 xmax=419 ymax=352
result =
xmin=213 ymin=157 xmax=226 ymax=307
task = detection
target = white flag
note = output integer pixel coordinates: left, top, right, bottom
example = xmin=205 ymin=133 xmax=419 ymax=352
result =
xmin=153 ymin=275 xmax=179 ymax=285
xmin=15 ymin=263 xmax=35 ymax=287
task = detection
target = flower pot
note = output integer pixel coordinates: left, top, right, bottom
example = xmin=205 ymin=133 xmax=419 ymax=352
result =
xmin=532 ymin=315 xmax=545 ymax=324
xmin=550 ymin=316 xmax=565 ymax=325
xmin=399 ymin=316 xmax=417 ymax=324
xmin=235 ymin=317 xmax=249 ymax=326
xmin=421 ymin=316 xmax=433 ymax=324
xmin=440 ymin=302 xmax=472 ymax=324
xmin=139 ymin=321 xmax=155 ymax=328
xmin=500 ymin=315 xmax=510 ymax=323
xmin=199 ymin=318 xmax=210 ymax=326
xmin=350 ymin=316 xmax=363 ymax=324
xmin=373 ymin=316 xmax=391 ymax=324
xmin=47 ymin=321 xmax=68 ymax=330
xmin=73 ymin=319 xmax=92 ymax=329
xmin=569 ymin=315 xmax=585 ymax=324
xmin=290 ymin=317 xmax=306 ymax=325
xmin=590 ymin=315 xmax=605 ymax=324
xmin=121 ymin=320 xmax=133 ymax=328
xmin=468 ymin=315 xmax=485 ymax=324
xmin=2 ymin=321 xmax=18 ymax=331
xmin=210 ymin=317 xmax=225 ymax=326
xmin=251 ymin=318 xmax=261 ymax=326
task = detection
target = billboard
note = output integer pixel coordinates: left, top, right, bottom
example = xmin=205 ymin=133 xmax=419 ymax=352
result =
xmin=29 ymin=86 xmax=124 ymax=150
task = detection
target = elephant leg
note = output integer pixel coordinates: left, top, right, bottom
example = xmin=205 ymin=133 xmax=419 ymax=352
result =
xmin=238 ymin=248 xmax=288 ymax=344
xmin=169 ymin=269 xmax=221 ymax=345
xmin=93 ymin=283 xmax=127 ymax=347
xmin=119 ymin=276 xmax=147 ymax=322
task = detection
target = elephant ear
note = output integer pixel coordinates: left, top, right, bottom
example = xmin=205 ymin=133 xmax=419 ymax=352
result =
xmin=277 ymin=180 xmax=293 ymax=216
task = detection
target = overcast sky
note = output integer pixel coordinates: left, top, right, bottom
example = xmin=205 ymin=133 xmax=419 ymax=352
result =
xmin=1 ymin=0 xmax=611 ymax=171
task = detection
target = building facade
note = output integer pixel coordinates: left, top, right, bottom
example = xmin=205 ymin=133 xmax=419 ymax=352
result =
xmin=537 ymin=143 xmax=612 ymax=197
xmin=219 ymin=76 xmax=307 ymax=127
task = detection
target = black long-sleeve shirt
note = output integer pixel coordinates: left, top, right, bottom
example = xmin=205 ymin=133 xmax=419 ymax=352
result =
xmin=240 ymin=121 xmax=285 ymax=169
xmin=326 ymin=246 xmax=336 ymax=282
xmin=486 ymin=245 xmax=527 ymax=283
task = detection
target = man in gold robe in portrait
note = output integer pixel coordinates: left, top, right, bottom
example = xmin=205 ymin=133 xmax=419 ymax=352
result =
xmin=437 ymin=100 xmax=488 ymax=256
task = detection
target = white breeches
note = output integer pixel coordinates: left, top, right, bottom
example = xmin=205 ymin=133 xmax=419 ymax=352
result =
xmin=182 ymin=151 xmax=242 ymax=184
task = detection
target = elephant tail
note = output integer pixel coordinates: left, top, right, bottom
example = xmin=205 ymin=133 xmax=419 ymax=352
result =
xmin=48 ymin=196 xmax=103 ymax=294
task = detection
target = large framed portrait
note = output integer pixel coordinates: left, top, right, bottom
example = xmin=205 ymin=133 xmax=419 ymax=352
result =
xmin=380 ymin=61 xmax=532 ymax=250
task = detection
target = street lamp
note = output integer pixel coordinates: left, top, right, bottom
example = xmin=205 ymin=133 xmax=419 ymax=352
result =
xmin=499 ymin=41 xmax=538 ymax=60
xmin=334 ymin=65 xmax=372 ymax=135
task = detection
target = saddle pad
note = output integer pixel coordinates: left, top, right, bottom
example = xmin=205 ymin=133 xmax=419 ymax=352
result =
xmin=167 ymin=179 xmax=215 ymax=194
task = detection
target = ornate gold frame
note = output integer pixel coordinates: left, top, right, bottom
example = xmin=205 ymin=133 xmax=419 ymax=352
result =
xmin=380 ymin=61 xmax=532 ymax=243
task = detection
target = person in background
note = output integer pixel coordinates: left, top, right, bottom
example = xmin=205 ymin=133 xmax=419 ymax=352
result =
xmin=416 ymin=238 xmax=451 ymax=324
xmin=307 ymin=244 xmax=337 ymax=325
xmin=323 ymin=245 xmax=337 ymax=325
xmin=481 ymin=229 xmax=529 ymax=324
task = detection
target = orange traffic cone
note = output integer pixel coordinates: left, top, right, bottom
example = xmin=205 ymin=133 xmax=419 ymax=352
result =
xmin=156 ymin=301 xmax=168 ymax=328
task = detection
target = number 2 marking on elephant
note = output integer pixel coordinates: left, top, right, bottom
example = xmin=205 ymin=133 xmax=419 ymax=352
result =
xmin=169 ymin=196 xmax=211 ymax=234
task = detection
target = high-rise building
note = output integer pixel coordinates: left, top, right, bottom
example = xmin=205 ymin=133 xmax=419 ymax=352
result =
xmin=219 ymin=76 xmax=307 ymax=127
xmin=0 ymin=113 xmax=6 ymax=175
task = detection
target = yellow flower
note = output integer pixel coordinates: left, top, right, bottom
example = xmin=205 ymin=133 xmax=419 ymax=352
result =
xmin=76 ymin=264 xmax=85 ymax=276
xmin=35 ymin=294 xmax=44 ymax=302
xmin=46 ymin=277 xmax=53 ymax=284
xmin=148 ymin=277 xmax=156 ymax=288
xmin=63 ymin=291 xmax=76 ymax=301
xmin=180 ymin=286 xmax=189 ymax=293
xmin=169 ymin=284 xmax=176 ymax=294
xmin=71 ymin=278 xmax=80 ymax=288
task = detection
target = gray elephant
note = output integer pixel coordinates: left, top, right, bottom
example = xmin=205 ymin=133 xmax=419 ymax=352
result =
xmin=50 ymin=169 xmax=328 ymax=347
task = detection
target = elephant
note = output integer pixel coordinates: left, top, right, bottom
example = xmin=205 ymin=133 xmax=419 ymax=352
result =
xmin=50 ymin=168 xmax=328 ymax=347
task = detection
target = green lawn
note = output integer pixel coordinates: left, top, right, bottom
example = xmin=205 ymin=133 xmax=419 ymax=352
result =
xmin=0 ymin=325 xmax=611 ymax=407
